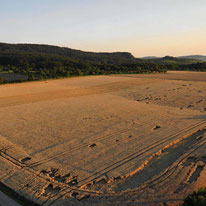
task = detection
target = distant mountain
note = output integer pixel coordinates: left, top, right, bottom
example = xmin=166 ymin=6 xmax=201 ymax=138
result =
xmin=141 ymin=56 xmax=160 ymax=59
xmin=162 ymin=56 xmax=177 ymax=60
xmin=139 ymin=56 xmax=204 ymax=65
xmin=140 ymin=55 xmax=205 ymax=65
xmin=178 ymin=55 xmax=206 ymax=61
xmin=141 ymin=55 xmax=206 ymax=62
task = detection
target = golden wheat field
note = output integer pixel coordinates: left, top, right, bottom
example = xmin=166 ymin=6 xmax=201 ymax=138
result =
xmin=0 ymin=71 xmax=206 ymax=206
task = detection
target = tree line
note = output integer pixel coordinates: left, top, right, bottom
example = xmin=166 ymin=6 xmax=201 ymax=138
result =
xmin=165 ymin=62 xmax=206 ymax=71
xmin=0 ymin=43 xmax=168 ymax=83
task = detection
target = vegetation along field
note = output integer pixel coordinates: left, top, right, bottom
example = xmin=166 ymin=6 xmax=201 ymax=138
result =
xmin=0 ymin=70 xmax=205 ymax=205
xmin=0 ymin=43 xmax=206 ymax=84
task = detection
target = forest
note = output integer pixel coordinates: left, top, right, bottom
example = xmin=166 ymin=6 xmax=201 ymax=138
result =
xmin=0 ymin=43 xmax=205 ymax=83
xmin=0 ymin=43 xmax=167 ymax=83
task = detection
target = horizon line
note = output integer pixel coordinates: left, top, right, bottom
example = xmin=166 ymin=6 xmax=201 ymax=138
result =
xmin=1 ymin=41 xmax=206 ymax=58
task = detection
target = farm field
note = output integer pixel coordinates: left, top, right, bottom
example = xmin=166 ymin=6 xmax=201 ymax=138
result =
xmin=0 ymin=71 xmax=206 ymax=205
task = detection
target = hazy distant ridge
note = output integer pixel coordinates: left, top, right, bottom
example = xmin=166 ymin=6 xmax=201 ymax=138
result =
xmin=142 ymin=55 xmax=206 ymax=61
xmin=141 ymin=56 xmax=160 ymax=59
xmin=178 ymin=55 xmax=206 ymax=61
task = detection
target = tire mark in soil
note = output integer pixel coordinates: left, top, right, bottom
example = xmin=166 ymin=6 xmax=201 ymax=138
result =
xmin=46 ymin=122 xmax=206 ymax=206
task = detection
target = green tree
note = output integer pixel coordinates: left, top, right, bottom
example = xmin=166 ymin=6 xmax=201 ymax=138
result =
xmin=0 ymin=76 xmax=3 ymax=84
xmin=28 ymin=73 xmax=35 ymax=81
xmin=182 ymin=187 xmax=206 ymax=206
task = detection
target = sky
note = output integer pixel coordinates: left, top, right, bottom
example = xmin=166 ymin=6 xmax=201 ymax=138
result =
xmin=1 ymin=0 xmax=206 ymax=57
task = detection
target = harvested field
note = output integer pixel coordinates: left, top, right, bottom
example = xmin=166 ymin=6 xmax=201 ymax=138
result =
xmin=0 ymin=71 xmax=206 ymax=205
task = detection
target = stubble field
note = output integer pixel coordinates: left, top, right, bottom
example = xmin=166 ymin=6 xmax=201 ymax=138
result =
xmin=0 ymin=71 xmax=206 ymax=205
